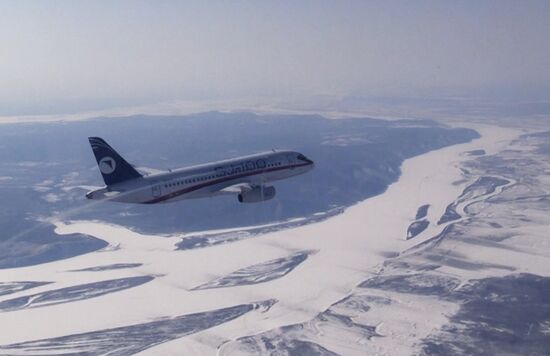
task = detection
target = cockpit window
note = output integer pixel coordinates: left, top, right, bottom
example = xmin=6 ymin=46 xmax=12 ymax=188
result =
xmin=297 ymin=154 xmax=307 ymax=161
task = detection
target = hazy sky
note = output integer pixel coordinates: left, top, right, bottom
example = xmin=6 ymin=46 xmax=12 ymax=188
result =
xmin=1 ymin=1 xmax=549 ymax=113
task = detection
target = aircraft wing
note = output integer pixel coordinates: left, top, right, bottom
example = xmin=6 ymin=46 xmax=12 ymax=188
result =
xmin=217 ymin=183 xmax=255 ymax=195
xmin=218 ymin=182 xmax=276 ymax=203
xmin=133 ymin=166 xmax=166 ymax=176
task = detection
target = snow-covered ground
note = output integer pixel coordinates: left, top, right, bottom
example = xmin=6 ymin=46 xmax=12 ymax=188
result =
xmin=1 ymin=121 xmax=547 ymax=355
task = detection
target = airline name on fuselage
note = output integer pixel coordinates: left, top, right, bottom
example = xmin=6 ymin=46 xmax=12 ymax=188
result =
xmin=214 ymin=158 xmax=268 ymax=177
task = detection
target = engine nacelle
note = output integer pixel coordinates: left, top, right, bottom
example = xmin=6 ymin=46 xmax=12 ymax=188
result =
xmin=238 ymin=186 xmax=276 ymax=203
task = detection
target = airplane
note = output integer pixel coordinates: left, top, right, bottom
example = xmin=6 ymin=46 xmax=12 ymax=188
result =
xmin=85 ymin=137 xmax=314 ymax=204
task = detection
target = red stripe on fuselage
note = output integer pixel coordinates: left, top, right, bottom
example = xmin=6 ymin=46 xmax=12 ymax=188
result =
xmin=143 ymin=162 xmax=311 ymax=204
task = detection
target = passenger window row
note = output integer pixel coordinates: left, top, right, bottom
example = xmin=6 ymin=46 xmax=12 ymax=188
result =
xmin=164 ymin=174 xmax=217 ymax=188
xmin=164 ymin=161 xmax=283 ymax=188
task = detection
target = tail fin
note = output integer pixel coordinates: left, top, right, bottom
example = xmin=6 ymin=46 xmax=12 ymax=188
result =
xmin=88 ymin=137 xmax=142 ymax=186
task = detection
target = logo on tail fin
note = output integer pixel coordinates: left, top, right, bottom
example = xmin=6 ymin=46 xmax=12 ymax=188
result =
xmin=88 ymin=137 xmax=142 ymax=185
xmin=99 ymin=156 xmax=117 ymax=174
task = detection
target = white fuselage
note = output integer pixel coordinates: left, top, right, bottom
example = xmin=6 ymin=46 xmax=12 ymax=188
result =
xmin=86 ymin=150 xmax=314 ymax=204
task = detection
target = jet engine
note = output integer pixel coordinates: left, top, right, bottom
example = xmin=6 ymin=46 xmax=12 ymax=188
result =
xmin=238 ymin=186 xmax=276 ymax=203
